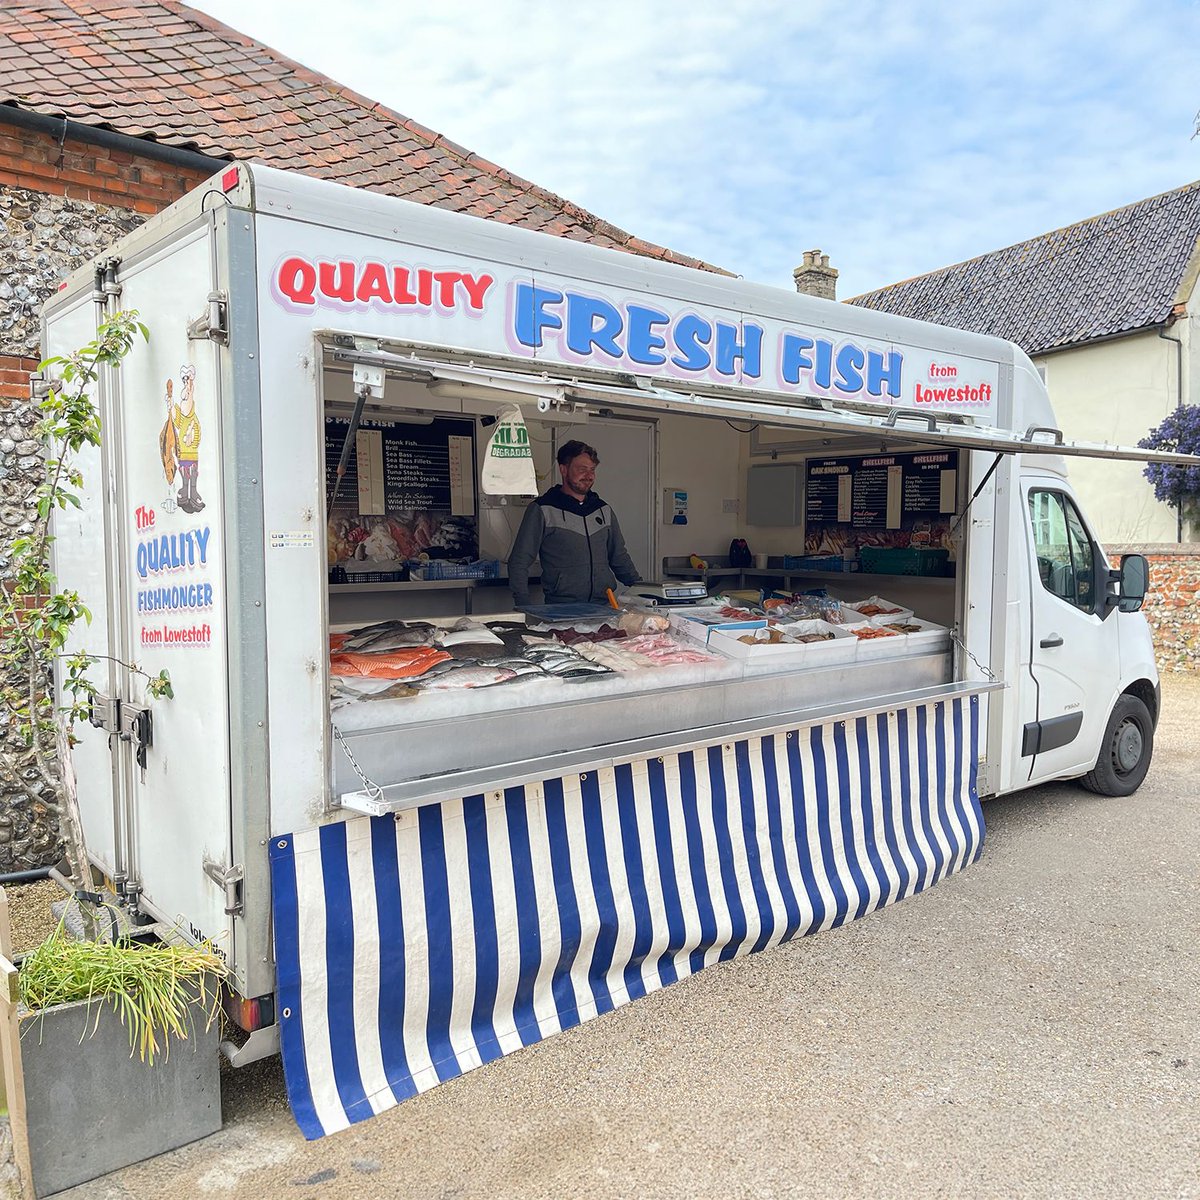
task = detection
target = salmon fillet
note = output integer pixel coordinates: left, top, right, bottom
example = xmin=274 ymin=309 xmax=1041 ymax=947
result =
xmin=329 ymin=647 xmax=451 ymax=679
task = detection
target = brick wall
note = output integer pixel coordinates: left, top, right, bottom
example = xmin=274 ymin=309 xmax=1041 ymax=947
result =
xmin=0 ymin=120 xmax=210 ymax=217
xmin=1111 ymin=545 xmax=1200 ymax=672
xmin=2 ymin=122 xmax=212 ymax=363
xmin=0 ymin=356 xmax=39 ymax=403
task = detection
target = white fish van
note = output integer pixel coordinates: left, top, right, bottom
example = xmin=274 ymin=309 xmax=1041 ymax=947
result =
xmin=41 ymin=164 xmax=1185 ymax=1137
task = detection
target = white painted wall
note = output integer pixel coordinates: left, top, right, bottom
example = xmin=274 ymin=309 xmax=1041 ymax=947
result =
xmin=655 ymin=412 xmax=745 ymax=571
xmin=484 ymin=411 xmax=775 ymax=577
xmin=1034 ymin=330 xmax=1186 ymax=544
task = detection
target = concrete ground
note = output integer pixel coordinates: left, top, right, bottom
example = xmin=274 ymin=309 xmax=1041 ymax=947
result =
xmin=45 ymin=675 xmax=1200 ymax=1198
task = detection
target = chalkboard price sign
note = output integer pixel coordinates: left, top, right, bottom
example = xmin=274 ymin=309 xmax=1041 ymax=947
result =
xmin=325 ymin=415 xmax=479 ymax=567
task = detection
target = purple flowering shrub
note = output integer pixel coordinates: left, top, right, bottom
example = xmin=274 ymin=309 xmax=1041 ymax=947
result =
xmin=1139 ymin=405 xmax=1200 ymax=509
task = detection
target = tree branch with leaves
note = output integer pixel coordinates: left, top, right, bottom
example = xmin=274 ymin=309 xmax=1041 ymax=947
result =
xmin=0 ymin=310 xmax=171 ymax=892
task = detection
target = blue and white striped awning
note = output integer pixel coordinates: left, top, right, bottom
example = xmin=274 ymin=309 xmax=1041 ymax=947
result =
xmin=271 ymin=695 xmax=982 ymax=1138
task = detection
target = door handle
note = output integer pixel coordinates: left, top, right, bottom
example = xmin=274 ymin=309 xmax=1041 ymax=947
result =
xmin=1040 ymin=633 xmax=1064 ymax=648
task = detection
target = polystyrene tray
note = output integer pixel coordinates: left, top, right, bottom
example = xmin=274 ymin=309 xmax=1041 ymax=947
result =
xmin=705 ymin=622 xmax=813 ymax=661
xmin=843 ymin=595 xmax=914 ymax=622
xmin=667 ymin=607 xmax=736 ymax=646
xmin=867 ymin=615 xmax=951 ymax=653
xmin=848 ymin=623 xmax=909 ymax=661
xmin=773 ymin=619 xmax=857 ymax=666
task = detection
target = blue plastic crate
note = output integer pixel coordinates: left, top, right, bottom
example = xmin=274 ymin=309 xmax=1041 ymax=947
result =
xmin=408 ymin=559 xmax=501 ymax=581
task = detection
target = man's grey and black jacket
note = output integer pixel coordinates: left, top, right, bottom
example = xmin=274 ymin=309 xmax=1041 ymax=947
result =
xmin=507 ymin=485 xmax=640 ymax=606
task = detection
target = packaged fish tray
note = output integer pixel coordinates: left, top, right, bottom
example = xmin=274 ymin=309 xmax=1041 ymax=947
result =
xmin=842 ymin=595 xmax=914 ymax=621
xmin=772 ymin=619 xmax=857 ymax=666
xmin=848 ymin=621 xmax=908 ymax=661
xmin=867 ymin=615 xmax=951 ymax=653
xmin=667 ymin=606 xmax=733 ymax=646
xmin=705 ymin=621 xmax=814 ymax=661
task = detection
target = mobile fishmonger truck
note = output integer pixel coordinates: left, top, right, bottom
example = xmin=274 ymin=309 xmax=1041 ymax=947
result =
xmin=42 ymin=164 xmax=1187 ymax=1138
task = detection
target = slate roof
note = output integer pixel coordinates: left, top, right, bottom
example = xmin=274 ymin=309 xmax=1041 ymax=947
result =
xmin=849 ymin=182 xmax=1200 ymax=356
xmin=0 ymin=0 xmax=723 ymax=272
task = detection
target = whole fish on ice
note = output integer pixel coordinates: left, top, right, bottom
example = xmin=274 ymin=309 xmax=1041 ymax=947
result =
xmin=341 ymin=621 xmax=437 ymax=652
xmin=416 ymin=665 xmax=519 ymax=689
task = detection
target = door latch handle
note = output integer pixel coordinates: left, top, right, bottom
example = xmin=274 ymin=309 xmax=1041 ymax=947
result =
xmin=1040 ymin=633 xmax=1064 ymax=648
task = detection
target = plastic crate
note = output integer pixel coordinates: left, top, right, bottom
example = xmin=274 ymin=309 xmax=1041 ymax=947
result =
xmin=337 ymin=567 xmax=408 ymax=583
xmin=408 ymin=559 xmax=501 ymax=581
xmin=858 ymin=547 xmax=950 ymax=576
xmin=782 ymin=554 xmax=844 ymax=571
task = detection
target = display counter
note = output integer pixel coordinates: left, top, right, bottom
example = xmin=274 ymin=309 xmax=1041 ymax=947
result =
xmin=326 ymin=598 xmax=958 ymax=813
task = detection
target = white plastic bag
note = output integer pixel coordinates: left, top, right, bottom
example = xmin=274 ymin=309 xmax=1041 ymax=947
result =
xmin=481 ymin=405 xmax=538 ymax=495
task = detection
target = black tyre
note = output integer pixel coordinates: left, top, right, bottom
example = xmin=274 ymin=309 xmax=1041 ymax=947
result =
xmin=1081 ymin=694 xmax=1154 ymax=796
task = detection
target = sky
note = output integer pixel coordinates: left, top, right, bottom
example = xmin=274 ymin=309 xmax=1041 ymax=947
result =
xmin=189 ymin=0 xmax=1200 ymax=299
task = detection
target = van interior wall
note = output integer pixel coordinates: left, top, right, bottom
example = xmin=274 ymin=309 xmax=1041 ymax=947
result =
xmin=655 ymin=410 xmax=744 ymax=566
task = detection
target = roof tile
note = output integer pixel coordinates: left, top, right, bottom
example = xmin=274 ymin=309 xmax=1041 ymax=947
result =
xmin=0 ymin=0 xmax=723 ymax=274
xmin=849 ymin=183 xmax=1200 ymax=354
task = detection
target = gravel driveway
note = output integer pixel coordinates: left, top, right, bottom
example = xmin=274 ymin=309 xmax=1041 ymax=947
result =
xmin=27 ymin=674 xmax=1200 ymax=1199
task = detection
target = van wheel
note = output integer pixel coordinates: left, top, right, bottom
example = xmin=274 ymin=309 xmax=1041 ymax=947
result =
xmin=1081 ymin=694 xmax=1154 ymax=796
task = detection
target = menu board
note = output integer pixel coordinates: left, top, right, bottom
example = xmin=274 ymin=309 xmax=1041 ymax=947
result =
xmin=850 ymin=458 xmax=898 ymax=528
xmin=325 ymin=416 xmax=479 ymax=568
xmin=805 ymin=461 xmax=852 ymax=526
xmin=805 ymin=450 xmax=958 ymax=553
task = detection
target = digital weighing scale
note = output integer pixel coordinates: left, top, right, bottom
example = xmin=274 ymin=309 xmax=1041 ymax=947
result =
xmin=629 ymin=580 xmax=711 ymax=606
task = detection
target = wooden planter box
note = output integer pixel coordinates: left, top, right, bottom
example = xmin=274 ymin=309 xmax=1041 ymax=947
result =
xmin=0 ymin=890 xmax=221 ymax=1198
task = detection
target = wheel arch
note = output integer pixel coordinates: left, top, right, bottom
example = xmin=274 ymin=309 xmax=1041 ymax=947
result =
xmin=1122 ymin=677 xmax=1160 ymax=730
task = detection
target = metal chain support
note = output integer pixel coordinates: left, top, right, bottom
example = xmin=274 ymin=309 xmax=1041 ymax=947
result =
xmin=332 ymin=725 xmax=384 ymax=804
xmin=951 ymin=627 xmax=997 ymax=682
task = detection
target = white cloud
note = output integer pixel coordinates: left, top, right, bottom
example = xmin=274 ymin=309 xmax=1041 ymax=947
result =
xmin=190 ymin=0 xmax=1200 ymax=296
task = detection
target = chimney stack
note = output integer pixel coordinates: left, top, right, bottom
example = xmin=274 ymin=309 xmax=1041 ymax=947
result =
xmin=793 ymin=249 xmax=838 ymax=301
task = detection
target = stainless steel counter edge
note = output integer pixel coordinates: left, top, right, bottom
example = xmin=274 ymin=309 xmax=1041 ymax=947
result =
xmin=336 ymin=678 xmax=1003 ymax=816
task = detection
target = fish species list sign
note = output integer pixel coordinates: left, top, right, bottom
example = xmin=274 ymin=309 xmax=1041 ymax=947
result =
xmin=382 ymin=434 xmax=447 ymax=511
xmin=328 ymin=417 xmax=474 ymax=515
xmin=325 ymin=416 xmax=479 ymax=568
xmin=850 ymin=458 xmax=898 ymax=529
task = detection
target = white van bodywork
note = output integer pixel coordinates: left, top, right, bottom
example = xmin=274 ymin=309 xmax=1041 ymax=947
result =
xmin=42 ymin=165 xmax=1176 ymax=1123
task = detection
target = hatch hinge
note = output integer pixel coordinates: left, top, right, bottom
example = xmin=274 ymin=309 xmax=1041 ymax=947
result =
xmin=87 ymin=693 xmax=122 ymax=735
xmin=203 ymin=860 xmax=245 ymax=917
xmin=975 ymin=759 xmax=995 ymax=798
xmin=92 ymin=257 xmax=123 ymax=305
xmin=352 ymin=361 xmax=385 ymax=400
xmin=118 ymin=702 xmax=153 ymax=771
xmin=187 ymin=290 xmax=229 ymax=344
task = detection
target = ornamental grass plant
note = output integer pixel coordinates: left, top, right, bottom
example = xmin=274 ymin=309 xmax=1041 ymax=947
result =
xmin=18 ymin=918 xmax=226 ymax=1065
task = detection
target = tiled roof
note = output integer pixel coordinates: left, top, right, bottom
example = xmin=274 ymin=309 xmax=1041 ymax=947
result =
xmin=848 ymin=182 xmax=1200 ymax=355
xmin=0 ymin=0 xmax=724 ymax=273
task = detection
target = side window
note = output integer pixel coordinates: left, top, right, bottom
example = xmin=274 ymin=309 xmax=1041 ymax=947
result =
xmin=1027 ymin=490 xmax=1096 ymax=611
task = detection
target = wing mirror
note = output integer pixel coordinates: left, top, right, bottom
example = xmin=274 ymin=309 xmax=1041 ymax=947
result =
xmin=1102 ymin=553 xmax=1149 ymax=615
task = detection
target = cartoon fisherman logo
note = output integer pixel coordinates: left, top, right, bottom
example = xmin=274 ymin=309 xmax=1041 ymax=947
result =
xmin=159 ymin=364 xmax=204 ymax=514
